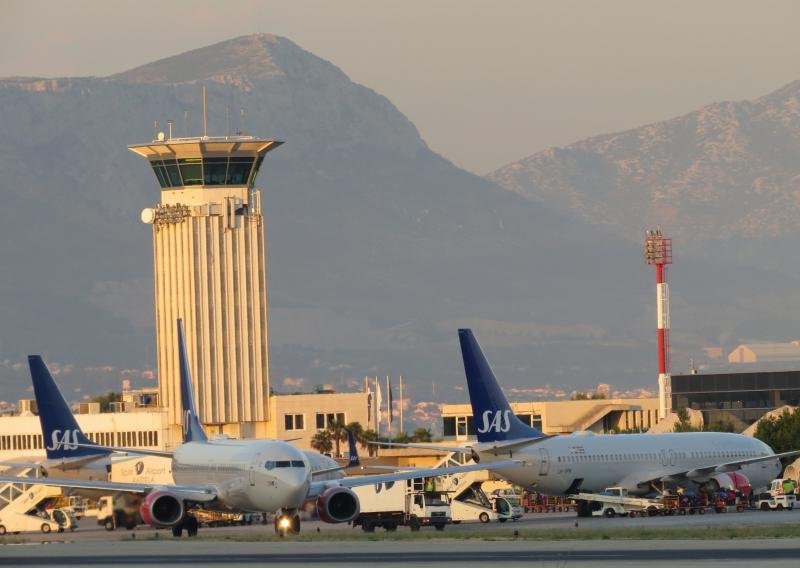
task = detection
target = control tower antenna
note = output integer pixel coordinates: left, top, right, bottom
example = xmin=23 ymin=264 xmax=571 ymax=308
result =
xmin=183 ymin=110 xmax=189 ymax=137
xmin=202 ymin=85 xmax=208 ymax=138
xmin=166 ymin=120 xmax=173 ymax=140
xmin=644 ymin=226 xmax=673 ymax=421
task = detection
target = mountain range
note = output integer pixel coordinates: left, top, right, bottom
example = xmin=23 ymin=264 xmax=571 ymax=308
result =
xmin=1 ymin=34 xmax=799 ymax=415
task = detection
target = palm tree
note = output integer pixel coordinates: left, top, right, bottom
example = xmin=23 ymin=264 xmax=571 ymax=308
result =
xmin=361 ymin=429 xmax=379 ymax=457
xmin=326 ymin=418 xmax=348 ymax=457
xmin=310 ymin=430 xmax=333 ymax=454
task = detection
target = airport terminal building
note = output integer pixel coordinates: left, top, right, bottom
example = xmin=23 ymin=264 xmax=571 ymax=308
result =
xmin=672 ymin=368 xmax=800 ymax=429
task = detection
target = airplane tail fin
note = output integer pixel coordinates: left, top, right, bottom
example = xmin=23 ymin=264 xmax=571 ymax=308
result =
xmin=28 ymin=355 xmax=110 ymax=460
xmin=347 ymin=430 xmax=360 ymax=468
xmin=458 ymin=329 xmax=545 ymax=443
xmin=177 ymin=319 xmax=208 ymax=444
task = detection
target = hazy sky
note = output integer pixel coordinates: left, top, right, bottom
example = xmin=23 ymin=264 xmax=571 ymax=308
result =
xmin=3 ymin=0 xmax=800 ymax=173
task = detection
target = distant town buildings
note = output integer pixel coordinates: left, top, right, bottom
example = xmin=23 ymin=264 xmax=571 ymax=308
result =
xmin=728 ymin=342 xmax=800 ymax=364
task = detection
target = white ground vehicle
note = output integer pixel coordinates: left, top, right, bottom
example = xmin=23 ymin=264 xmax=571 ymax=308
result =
xmin=82 ymin=495 xmax=140 ymax=531
xmin=574 ymin=487 xmax=667 ymax=518
xmin=0 ymin=511 xmax=61 ymax=535
xmin=42 ymin=508 xmax=78 ymax=531
xmin=352 ymin=479 xmax=451 ymax=532
xmin=756 ymin=492 xmax=795 ymax=511
xmin=489 ymin=491 xmax=524 ymax=522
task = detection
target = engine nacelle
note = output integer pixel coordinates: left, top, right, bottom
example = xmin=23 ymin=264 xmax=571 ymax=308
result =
xmin=139 ymin=490 xmax=185 ymax=527
xmin=315 ymin=486 xmax=360 ymax=524
xmin=705 ymin=472 xmax=752 ymax=496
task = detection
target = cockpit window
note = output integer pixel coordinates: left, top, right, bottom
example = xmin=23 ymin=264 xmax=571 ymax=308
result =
xmin=276 ymin=460 xmax=292 ymax=468
xmin=265 ymin=461 xmax=275 ymax=470
xmin=291 ymin=460 xmax=305 ymax=468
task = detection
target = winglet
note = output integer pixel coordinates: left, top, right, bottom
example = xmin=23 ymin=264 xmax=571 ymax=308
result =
xmin=459 ymin=329 xmax=545 ymax=443
xmin=177 ymin=319 xmax=208 ymax=443
xmin=28 ymin=355 xmax=110 ymax=460
xmin=347 ymin=430 xmax=360 ymax=468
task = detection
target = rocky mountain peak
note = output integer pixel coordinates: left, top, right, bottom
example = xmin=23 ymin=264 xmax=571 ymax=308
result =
xmin=112 ymin=33 xmax=287 ymax=86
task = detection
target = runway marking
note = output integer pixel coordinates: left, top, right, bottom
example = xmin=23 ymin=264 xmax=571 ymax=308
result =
xmin=3 ymin=548 xmax=799 ymax=565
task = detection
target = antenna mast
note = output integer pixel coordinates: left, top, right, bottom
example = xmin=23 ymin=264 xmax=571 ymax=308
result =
xmin=202 ymin=85 xmax=208 ymax=138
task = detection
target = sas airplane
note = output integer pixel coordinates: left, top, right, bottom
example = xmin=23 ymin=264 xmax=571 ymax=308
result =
xmin=0 ymin=321 xmax=517 ymax=535
xmin=382 ymin=329 xmax=800 ymax=517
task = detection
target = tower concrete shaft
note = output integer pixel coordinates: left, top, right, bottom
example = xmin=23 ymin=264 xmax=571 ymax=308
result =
xmin=645 ymin=228 xmax=672 ymax=421
xmin=130 ymin=136 xmax=282 ymax=434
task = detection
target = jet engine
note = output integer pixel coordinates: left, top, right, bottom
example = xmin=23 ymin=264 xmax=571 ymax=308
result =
xmin=315 ymin=486 xmax=360 ymax=523
xmin=704 ymin=472 xmax=752 ymax=496
xmin=139 ymin=490 xmax=185 ymax=527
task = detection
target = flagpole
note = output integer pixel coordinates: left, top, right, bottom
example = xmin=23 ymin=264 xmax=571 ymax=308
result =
xmin=399 ymin=374 xmax=404 ymax=435
xmin=386 ymin=375 xmax=391 ymax=438
xmin=375 ymin=376 xmax=380 ymax=437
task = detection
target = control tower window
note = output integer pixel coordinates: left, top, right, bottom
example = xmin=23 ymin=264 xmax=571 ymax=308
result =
xmin=226 ymin=157 xmax=255 ymax=185
xmin=249 ymin=155 xmax=265 ymax=186
xmin=203 ymin=157 xmax=229 ymax=186
xmin=163 ymin=159 xmax=183 ymax=187
xmin=150 ymin=161 xmax=170 ymax=188
xmin=178 ymin=158 xmax=203 ymax=186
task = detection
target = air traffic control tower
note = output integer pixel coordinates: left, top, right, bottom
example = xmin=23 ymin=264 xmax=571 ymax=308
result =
xmin=129 ymin=133 xmax=282 ymax=441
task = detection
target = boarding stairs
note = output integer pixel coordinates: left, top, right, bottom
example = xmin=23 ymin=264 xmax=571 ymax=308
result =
xmin=0 ymin=466 xmax=63 ymax=530
xmin=430 ymin=453 xmax=496 ymax=514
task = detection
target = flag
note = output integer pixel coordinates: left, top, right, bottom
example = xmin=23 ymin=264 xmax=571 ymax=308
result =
xmin=387 ymin=376 xmax=393 ymax=425
xmin=375 ymin=376 xmax=383 ymax=427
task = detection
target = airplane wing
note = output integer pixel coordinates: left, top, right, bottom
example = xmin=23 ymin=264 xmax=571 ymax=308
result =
xmin=311 ymin=465 xmax=347 ymax=477
xmin=617 ymin=449 xmax=800 ymax=489
xmin=0 ymin=475 xmax=217 ymax=503
xmin=372 ymin=436 xmax=548 ymax=459
xmin=370 ymin=441 xmax=474 ymax=454
xmin=308 ymin=459 xmax=519 ymax=498
xmin=72 ymin=443 xmax=174 ymax=458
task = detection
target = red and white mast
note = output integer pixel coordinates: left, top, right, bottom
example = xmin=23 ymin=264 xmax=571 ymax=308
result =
xmin=644 ymin=227 xmax=673 ymax=420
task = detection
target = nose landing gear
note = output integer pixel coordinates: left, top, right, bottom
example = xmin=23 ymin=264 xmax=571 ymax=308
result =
xmin=274 ymin=509 xmax=300 ymax=536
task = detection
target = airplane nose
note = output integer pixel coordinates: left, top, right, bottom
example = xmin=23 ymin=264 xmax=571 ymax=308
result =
xmin=279 ymin=470 xmax=310 ymax=507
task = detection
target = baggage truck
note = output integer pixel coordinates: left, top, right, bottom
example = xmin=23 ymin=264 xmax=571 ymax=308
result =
xmin=351 ymin=479 xmax=451 ymax=532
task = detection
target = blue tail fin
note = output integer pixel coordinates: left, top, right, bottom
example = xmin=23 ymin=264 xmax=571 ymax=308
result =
xmin=346 ymin=430 xmax=360 ymax=467
xmin=177 ymin=319 xmax=208 ymax=444
xmin=28 ymin=355 xmax=110 ymax=460
xmin=458 ymin=329 xmax=544 ymax=443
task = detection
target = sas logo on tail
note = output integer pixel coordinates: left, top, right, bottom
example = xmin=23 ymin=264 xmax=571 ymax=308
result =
xmin=46 ymin=429 xmax=80 ymax=451
xmin=477 ymin=410 xmax=511 ymax=434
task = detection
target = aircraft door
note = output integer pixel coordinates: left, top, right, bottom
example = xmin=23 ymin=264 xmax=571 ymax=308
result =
xmin=250 ymin=452 xmax=263 ymax=486
xmin=539 ymin=448 xmax=550 ymax=476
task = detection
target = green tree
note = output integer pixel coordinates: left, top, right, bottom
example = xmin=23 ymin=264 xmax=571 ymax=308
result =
xmin=393 ymin=431 xmax=410 ymax=443
xmin=91 ymin=391 xmax=122 ymax=412
xmin=673 ymin=407 xmax=699 ymax=433
xmin=411 ymin=428 xmax=432 ymax=442
xmin=754 ymin=408 xmax=800 ymax=461
xmin=310 ymin=430 xmax=333 ymax=454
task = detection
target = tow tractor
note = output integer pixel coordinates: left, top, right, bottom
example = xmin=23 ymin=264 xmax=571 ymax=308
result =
xmin=756 ymin=478 xmax=797 ymax=511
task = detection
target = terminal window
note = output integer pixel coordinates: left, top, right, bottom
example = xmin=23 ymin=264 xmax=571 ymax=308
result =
xmin=316 ymin=412 xmax=346 ymax=430
xmin=284 ymin=414 xmax=305 ymax=431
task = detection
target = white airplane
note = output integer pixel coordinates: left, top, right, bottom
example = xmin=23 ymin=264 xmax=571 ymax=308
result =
xmin=382 ymin=329 xmax=800 ymax=517
xmin=0 ymin=321 xmax=516 ymax=535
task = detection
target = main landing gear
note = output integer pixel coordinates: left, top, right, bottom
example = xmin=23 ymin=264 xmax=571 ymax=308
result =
xmin=171 ymin=514 xmax=199 ymax=537
xmin=274 ymin=509 xmax=300 ymax=537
